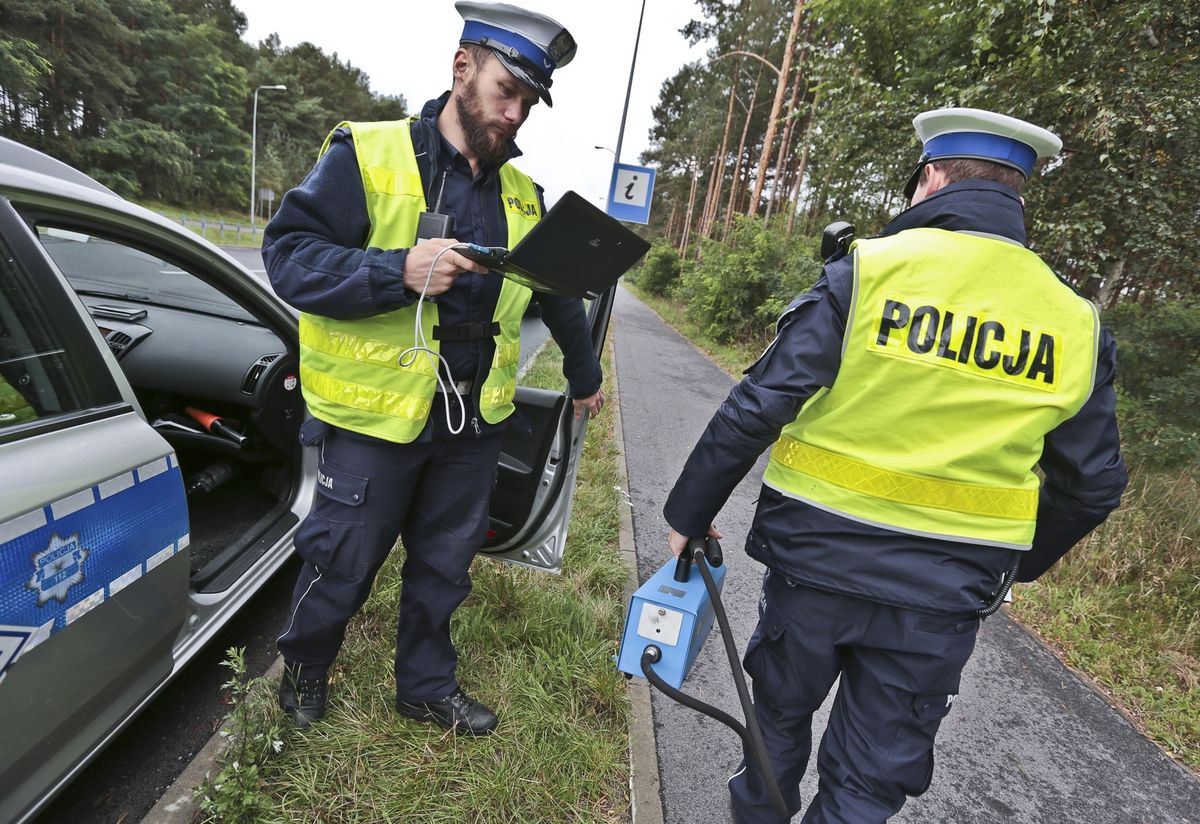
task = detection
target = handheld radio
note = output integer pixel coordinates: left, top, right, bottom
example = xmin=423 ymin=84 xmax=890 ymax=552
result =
xmin=416 ymin=169 xmax=454 ymax=243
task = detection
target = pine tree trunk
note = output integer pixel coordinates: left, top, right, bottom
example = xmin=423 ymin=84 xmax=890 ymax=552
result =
xmin=786 ymin=88 xmax=820 ymax=237
xmin=724 ymin=64 xmax=764 ymax=241
xmin=698 ymin=149 xmax=720 ymax=243
xmin=747 ymin=0 xmax=806 ymax=217
xmin=769 ymin=18 xmax=814 ymax=226
xmin=680 ymin=160 xmax=702 ymax=260
xmin=702 ymin=51 xmax=742 ymax=239
xmin=765 ymin=55 xmax=806 ymax=224
xmin=1098 ymin=255 xmax=1126 ymax=309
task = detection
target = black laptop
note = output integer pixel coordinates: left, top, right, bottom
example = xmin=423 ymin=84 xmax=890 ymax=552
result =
xmin=459 ymin=190 xmax=651 ymax=299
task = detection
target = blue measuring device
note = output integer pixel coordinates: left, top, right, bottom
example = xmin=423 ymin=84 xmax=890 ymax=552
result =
xmin=615 ymin=549 xmax=726 ymax=688
xmin=615 ymin=537 xmax=788 ymax=817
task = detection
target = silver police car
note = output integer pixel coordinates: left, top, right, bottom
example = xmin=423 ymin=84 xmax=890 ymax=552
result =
xmin=0 ymin=137 xmax=605 ymax=823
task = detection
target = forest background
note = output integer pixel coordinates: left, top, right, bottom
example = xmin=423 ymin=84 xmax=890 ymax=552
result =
xmin=1 ymin=0 xmax=1197 ymax=769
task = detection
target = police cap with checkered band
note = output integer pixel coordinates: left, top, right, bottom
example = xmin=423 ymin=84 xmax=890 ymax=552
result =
xmin=903 ymin=107 xmax=1063 ymax=199
xmin=455 ymin=1 xmax=576 ymax=107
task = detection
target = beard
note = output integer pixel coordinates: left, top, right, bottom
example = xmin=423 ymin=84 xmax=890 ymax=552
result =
xmin=455 ymin=75 xmax=515 ymax=167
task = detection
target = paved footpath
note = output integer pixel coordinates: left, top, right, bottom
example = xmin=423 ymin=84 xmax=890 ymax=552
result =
xmin=611 ymin=286 xmax=1200 ymax=824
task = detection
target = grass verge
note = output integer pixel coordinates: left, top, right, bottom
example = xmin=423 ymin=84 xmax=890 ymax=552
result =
xmin=204 ymin=340 xmax=631 ymax=823
xmin=627 ymin=284 xmax=1200 ymax=773
xmin=1008 ymin=466 xmax=1200 ymax=770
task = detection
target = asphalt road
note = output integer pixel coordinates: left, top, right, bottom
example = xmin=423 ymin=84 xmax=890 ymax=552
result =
xmin=611 ymin=285 xmax=1200 ymax=824
xmin=32 ymin=246 xmax=555 ymax=824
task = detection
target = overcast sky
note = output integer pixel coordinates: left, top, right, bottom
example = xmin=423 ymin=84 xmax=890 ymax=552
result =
xmin=235 ymin=0 xmax=712 ymax=206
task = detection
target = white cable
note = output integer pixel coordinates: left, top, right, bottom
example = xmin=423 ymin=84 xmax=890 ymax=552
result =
xmin=397 ymin=243 xmax=475 ymax=435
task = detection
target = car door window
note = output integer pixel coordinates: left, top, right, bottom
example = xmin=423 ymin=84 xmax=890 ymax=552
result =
xmin=0 ymin=231 xmax=118 ymax=430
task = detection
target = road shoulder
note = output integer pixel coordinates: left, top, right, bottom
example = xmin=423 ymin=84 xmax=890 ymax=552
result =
xmin=612 ymin=320 xmax=665 ymax=824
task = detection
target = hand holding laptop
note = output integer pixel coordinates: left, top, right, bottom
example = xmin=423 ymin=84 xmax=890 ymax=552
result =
xmin=407 ymin=192 xmax=650 ymax=300
xmin=457 ymin=243 xmax=511 ymax=269
xmin=405 ymin=238 xmax=489 ymax=296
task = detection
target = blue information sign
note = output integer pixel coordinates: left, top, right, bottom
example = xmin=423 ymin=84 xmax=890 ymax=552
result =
xmin=606 ymin=163 xmax=657 ymax=225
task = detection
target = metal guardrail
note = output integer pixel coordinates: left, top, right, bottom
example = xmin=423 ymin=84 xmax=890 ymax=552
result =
xmin=175 ymin=214 xmax=263 ymax=246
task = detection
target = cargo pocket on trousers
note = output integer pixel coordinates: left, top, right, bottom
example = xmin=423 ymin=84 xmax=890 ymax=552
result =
xmin=892 ymin=692 xmax=956 ymax=797
xmin=296 ymin=459 xmax=369 ymax=578
xmin=742 ymin=618 xmax=791 ymax=716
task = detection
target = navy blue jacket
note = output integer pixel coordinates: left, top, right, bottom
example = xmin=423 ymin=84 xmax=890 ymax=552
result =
xmin=664 ymin=181 xmax=1128 ymax=614
xmin=262 ymin=95 xmax=602 ymax=440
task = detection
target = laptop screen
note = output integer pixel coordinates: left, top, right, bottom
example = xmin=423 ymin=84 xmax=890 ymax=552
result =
xmin=502 ymin=191 xmax=650 ymax=299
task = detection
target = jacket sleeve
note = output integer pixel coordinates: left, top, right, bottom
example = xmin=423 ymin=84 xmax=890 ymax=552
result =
xmin=261 ymin=131 xmax=417 ymax=320
xmin=539 ymin=293 xmax=603 ymax=398
xmin=663 ymin=261 xmax=850 ymax=538
xmin=1018 ymin=327 xmax=1129 ymax=581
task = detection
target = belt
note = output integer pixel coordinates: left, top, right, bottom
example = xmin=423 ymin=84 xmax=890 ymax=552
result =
xmin=435 ymin=378 xmax=474 ymax=394
xmin=432 ymin=321 xmax=500 ymax=341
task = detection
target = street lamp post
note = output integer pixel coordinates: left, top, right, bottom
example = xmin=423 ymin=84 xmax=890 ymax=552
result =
xmin=250 ymin=84 xmax=287 ymax=230
xmin=601 ymin=0 xmax=646 ymax=218
xmin=611 ymin=0 xmax=647 ymax=166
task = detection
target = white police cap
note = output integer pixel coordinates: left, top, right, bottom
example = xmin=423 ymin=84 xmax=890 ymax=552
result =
xmin=903 ymin=107 xmax=1063 ymax=198
xmin=456 ymin=1 xmax=576 ymax=107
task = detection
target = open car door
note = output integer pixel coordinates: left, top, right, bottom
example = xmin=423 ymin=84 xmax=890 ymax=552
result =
xmin=0 ymin=197 xmax=192 ymax=824
xmin=0 ymin=133 xmax=307 ymax=822
xmin=480 ymin=288 xmax=615 ymax=573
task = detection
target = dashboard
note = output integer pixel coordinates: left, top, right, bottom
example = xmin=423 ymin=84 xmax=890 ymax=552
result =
xmin=80 ymin=296 xmax=301 ymax=454
xmin=84 ymin=297 xmax=285 ymax=406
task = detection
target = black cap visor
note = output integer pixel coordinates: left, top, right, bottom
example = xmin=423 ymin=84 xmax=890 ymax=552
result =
xmin=492 ymin=50 xmax=553 ymax=107
xmin=903 ymin=157 xmax=928 ymax=200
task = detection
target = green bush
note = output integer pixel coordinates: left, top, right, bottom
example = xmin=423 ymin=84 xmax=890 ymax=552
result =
xmin=630 ymin=241 xmax=682 ymax=296
xmin=1105 ymin=300 xmax=1200 ymax=467
xmin=676 ymin=215 xmax=822 ymax=343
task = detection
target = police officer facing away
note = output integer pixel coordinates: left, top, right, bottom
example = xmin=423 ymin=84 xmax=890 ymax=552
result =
xmin=264 ymin=2 xmax=602 ymax=736
xmin=663 ymin=108 xmax=1128 ymax=822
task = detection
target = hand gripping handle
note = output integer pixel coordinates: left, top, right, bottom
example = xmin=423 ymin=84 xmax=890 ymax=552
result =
xmin=674 ymin=536 xmax=724 ymax=583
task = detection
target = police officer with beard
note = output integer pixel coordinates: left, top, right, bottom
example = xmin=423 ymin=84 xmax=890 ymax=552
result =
xmin=264 ymin=2 xmax=602 ymax=735
xmin=663 ymin=108 xmax=1128 ymax=821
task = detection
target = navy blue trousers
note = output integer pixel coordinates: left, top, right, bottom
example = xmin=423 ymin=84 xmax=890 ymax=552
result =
xmin=729 ymin=569 xmax=979 ymax=824
xmin=277 ymin=417 xmax=504 ymax=702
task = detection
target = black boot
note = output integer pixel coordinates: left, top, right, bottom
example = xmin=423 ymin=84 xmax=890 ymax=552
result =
xmin=278 ymin=662 xmax=328 ymax=728
xmin=396 ymin=687 xmax=498 ymax=736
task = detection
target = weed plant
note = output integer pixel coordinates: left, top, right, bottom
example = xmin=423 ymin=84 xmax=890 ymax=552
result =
xmin=194 ymin=647 xmax=286 ymax=822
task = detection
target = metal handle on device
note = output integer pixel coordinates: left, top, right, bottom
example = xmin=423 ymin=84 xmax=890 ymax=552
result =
xmin=674 ymin=536 xmax=724 ymax=582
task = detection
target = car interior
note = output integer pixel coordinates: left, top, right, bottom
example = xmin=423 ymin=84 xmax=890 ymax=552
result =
xmin=33 ymin=224 xmax=304 ymax=593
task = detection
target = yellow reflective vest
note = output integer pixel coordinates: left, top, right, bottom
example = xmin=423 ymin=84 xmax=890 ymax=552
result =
xmin=0 ymin=376 xmax=35 ymax=425
xmin=297 ymin=119 xmax=539 ymax=443
xmin=762 ymin=228 xmax=1099 ymax=549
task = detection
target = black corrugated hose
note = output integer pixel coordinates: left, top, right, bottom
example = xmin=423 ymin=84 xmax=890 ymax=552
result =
xmin=977 ymin=554 xmax=1021 ymax=619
